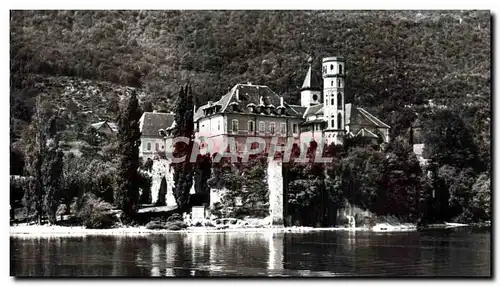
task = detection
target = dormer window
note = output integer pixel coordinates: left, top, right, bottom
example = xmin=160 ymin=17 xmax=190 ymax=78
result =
xmin=247 ymin=103 xmax=256 ymax=113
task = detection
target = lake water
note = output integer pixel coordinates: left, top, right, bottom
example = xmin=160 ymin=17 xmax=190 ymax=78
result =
xmin=10 ymin=227 xmax=491 ymax=277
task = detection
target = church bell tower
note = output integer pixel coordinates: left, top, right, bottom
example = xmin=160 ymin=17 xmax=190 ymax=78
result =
xmin=322 ymin=56 xmax=346 ymax=145
xmin=300 ymin=57 xmax=321 ymax=107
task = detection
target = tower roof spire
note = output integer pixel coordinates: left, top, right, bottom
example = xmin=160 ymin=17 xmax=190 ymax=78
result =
xmin=300 ymin=57 xmax=321 ymax=91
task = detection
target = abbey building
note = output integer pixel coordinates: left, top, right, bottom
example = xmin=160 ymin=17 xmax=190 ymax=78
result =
xmin=191 ymin=56 xmax=390 ymax=154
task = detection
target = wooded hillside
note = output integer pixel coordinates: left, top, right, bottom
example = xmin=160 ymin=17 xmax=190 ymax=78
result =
xmin=10 ymin=10 xmax=490 ymax=145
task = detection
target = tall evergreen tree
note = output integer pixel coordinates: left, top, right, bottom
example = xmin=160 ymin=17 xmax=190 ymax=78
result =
xmin=172 ymin=85 xmax=195 ymax=210
xmin=116 ymin=91 xmax=142 ymax=220
xmin=24 ymin=97 xmax=64 ymax=224
xmin=23 ymin=97 xmax=45 ymax=224
xmin=41 ymin=115 xmax=64 ymax=224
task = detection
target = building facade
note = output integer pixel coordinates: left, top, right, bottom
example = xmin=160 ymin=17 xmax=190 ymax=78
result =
xmin=194 ymin=56 xmax=390 ymax=152
xmin=138 ymin=111 xmax=175 ymax=160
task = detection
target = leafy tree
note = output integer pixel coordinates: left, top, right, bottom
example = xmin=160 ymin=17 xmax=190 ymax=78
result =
xmin=10 ymin=145 xmax=25 ymax=175
xmin=377 ymin=143 xmax=425 ymax=221
xmin=61 ymin=153 xmax=89 ymax=216
xmin=79 ymin=125 xmax=110 ymax=159
xmin=208 ymin=154 xmax=269 ymax=219
xmin=115 ymin=91 xmax=142 ymax=220
xmin=470 ymin=172 xmax=491 ymax=221
xmin=423 ymin=109 xmax=480 ymax=171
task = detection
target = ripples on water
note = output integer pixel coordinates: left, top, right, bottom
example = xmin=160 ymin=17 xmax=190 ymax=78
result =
xmin=10 ymin=227 xmax=491 ymax=277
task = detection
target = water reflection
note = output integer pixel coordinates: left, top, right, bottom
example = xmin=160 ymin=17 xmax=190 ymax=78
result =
xmin=10 ymin=228 xmax=491 ymax=277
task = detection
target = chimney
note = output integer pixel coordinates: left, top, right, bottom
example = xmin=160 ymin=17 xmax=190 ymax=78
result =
xmin=280 ymin=97 xmax=284 ymax=107
xmin=153 ymin=110 xmax=158 ymax=113
xmin=247 ymin=82 xmax=252 ymax=85
xmin=236 ymin=88 xmax=240 ymax=101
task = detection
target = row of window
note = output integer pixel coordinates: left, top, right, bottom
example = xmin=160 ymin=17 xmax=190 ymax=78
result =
xmin=322 ymin=64 xmax=343 ymax=75
xmin=325 ymin=93 xmax=343 ymax=110
xmin=330 ymin=79 xmax=343 ymax=87
xmin=329 ymin=114 xmax=343 ymax=129
xmin=145 ymin=142 xmax=164 ymax=151
xmin=231 ymin=120 xmax=299 ymax=134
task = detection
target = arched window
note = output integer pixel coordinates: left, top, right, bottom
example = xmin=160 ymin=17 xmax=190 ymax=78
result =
xmin=147 ymin=142 xmax=151 ymax=151
xmin=331 ymin=96 xmax=334 ymax=106
xmin=232 ymin=119 xmax=239 ymax=133
xmin=331 ymin=80 xmax=334 ymax=87
xmin=248 ymin=120 xmax=255 ymax=133
xmin=338 ymin=79 xmax=341 ymax=87
xmin=331 ymin=119 xmax=334 ymax=129
xmin=330 ymin=64 xmax=334 ymax=70
xmin=337 ymin=112 xmax=342 ymax=129
xmin=337 ymin=93 xmax=342 ymax=110
xmin=339 ymin=64 xmax=343 ymax=74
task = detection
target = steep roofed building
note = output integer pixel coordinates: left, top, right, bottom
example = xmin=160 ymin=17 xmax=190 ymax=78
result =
xmin=193 ymin=56 xmax=390 ymax=154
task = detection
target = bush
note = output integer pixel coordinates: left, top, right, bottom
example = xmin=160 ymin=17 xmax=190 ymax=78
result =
xmin=78 ymin=193 xmax=117 ymax=229
xmin=84 ymin=212 xmax=116 ymax=229
xmin=167 ymin=224 xmax=181 ymax=231
xmin=146 ymin=221 xmax=167 ymax=229
xmin=167 ymin=213 xmax=182 ymax=222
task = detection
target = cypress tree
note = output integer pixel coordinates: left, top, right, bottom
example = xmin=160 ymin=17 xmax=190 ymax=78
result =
xmin=172 ymin=85 xmax=195 ymax=210
xmin=41 ymin=115 xmax=64 ymax=224
xmin=24 ymin=97 xmax=64 ymax=225
xmin=116 ymin=91 xmax=142 ymax=220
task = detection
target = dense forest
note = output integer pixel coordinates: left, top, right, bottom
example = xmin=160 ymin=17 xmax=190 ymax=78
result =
xmin=11 ymin=11 xmax=490 ymax=138
xmin=10 ymin=10 xmax=491 ymax=226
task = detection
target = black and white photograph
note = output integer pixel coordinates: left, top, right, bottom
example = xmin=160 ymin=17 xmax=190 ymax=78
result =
xmin=8 ymin=7 xmax=492 ymax=278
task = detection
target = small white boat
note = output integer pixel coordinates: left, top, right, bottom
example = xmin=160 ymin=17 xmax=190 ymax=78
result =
xmin=372 ymin=223 xmax=417 ymax=232
xmin=445 ymin=222 xmax=469 ymax=228
xmin=372 ymin=223 xmax=398 ymax=232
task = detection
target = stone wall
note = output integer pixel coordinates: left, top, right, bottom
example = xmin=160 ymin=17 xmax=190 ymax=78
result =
xmin=149 ymin=159 xmax=176 ymax=207
xmin=208 ymin=158 xmax=285 ymax=224
xmin=267 ymin=158 xmax=284 ymax=226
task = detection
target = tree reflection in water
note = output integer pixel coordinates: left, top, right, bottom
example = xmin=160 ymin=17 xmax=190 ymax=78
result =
xmin=10 ymin=228 xmax=491 ymax=277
